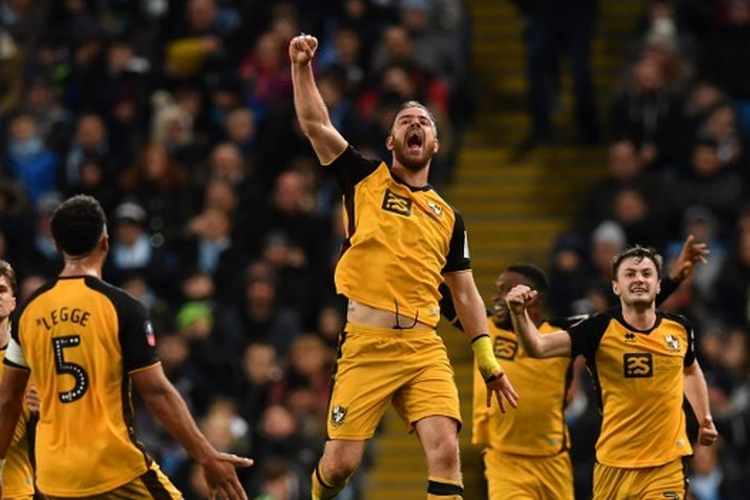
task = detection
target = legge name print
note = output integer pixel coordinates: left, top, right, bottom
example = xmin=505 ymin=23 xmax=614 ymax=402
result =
xmin=37 ymin=307 xmax=91 ymax=330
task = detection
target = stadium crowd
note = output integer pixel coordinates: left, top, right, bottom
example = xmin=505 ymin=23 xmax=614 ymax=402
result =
xmin=2 ymin=0 xmax=750 ymax=499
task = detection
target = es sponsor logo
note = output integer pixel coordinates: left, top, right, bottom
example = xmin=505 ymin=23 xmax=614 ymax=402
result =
xmin=623 ymin=353 xmax=653 ymax=378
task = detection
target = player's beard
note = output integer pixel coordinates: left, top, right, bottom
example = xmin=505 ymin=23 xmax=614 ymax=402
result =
xmin=392 ymin=142 xmax=432 ymax=173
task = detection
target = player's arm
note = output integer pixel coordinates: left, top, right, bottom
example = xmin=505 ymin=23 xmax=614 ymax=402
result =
xmin=506 ymin=284 xmax=571 ymax=358
xmin=132 ymin=365 xmax=253 ymax=500
xmin=684 ymin=360 xmax=718 ymax=446
xmin=289 ymin=34 xmax=347 ymax=165
xmin=444 ymin=270 xmax=518 ymax=411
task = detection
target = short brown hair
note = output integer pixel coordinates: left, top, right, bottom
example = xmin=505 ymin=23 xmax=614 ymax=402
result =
xmin=611 ymin=245 xmax=663 ymax=278
xmin=0 ymin=260 xmax=18 ymax=295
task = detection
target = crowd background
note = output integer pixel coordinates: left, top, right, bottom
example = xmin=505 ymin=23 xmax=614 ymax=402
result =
xmin=2 ymin=0 xmax=750 ymax=499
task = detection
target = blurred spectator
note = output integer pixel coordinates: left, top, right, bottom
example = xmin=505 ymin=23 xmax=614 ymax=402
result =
xmin=547 ymin=232 xmax=590 ymax=317
xmin=0 ymin=27 xmax=23 ymax=116
xmin=182 ymin=206 xmax=247 ymax=301
xmin=514 ymin=0 xmax=600 ymax=148
xmin=676 ymin=138 xmax=744 ymax=235
xmin=574 ymin=140 xmax=671 ymax=238
xmin=5 ymin=111 xmax=58 ymax=203
xmin=665 ymin=206 xmax=727 ymax=313
xmin=104 ymin=200 xmax=176 ymax=296
xmin=690 ymin=441 xmax=727 ymax=500
xmin=610 ymin=56 xmax=685 ymax=169
xmin=713 ymin=214 xmax=750 ymax=327
xmin=63 ymin=113 xmax=111 ymax=192
xmin=694 ymin=102 xmax=749 ymax=178
xmin=701 ymin=0 xmax=750 ymax=110
xmin=236 ymin=342 xmax=281 ymax=427
xmin=119 ymin=141 xmax=191 ymax=246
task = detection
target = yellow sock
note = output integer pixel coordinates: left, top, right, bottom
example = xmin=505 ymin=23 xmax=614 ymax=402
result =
xmin=426 ymin=476 xmax=463 ymax=499
xmin=311 ymin=463 xmax=346 ymax=500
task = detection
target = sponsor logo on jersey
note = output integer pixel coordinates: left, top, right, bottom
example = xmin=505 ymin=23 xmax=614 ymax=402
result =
xmin=493 ymin=338 xmax=518 ymax=360
xmin=330 ymin=405 xmax=348 ymax=428
xmin=382 ymin=189 xmax=412 ymax=216
xmin=623 ymin=353 xmax=653 ymax=378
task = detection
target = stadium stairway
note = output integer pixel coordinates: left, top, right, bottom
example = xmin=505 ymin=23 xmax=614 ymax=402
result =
xmin=364 ymin=1 xmax=642 ymax=499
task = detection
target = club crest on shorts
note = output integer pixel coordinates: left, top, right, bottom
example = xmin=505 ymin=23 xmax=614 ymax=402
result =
xmin=330 ymin=405 xmax=348 ymax=427
xmin=664 ymin=334 xmax=680 ymax=352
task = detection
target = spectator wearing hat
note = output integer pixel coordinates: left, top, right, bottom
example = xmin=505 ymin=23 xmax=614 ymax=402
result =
xmin=104 ymin=200 xmax=176 ymax=298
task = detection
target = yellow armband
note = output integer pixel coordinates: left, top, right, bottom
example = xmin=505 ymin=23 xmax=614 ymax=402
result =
xmin=472 ymin=334 xmax=503 ymax=382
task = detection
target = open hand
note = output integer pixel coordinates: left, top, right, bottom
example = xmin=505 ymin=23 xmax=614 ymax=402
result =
xmin=288 ymin=34 xmax=318 ymax=65
xmin=203 ymin=452 xmax=254 ymax=500
xmin=669 ymin=234 xmax=709 ymax=281
xmin=485 ymin=372 xmax=519 ymax=412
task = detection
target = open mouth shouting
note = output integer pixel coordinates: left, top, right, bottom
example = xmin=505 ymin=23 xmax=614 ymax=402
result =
xmin=406 ymin=128 xmax=423 ymax=153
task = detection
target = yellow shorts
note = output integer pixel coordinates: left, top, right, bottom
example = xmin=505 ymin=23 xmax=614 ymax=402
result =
xmin=593 ymin=457 xmax=687 ymax=500
xmin=43 ymin=462 xmax=182 ymax=499
xmin=327 ymin=323 xmax=462 ymax=440
xmin=484 ymin=449 xmax=574 ymax=500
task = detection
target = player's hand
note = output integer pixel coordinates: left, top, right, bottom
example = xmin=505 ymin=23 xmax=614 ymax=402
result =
xmin=505 ymin=284 xmax=537 ymax=314
xmin=26 ymin=384 xmax=40 ymax=414
xmin=668 ymin=234 xmax=709 ymax=282
xmin=288 ymin=34 xmax=318 ymax=66
xmin=698 ymin=416 xmax=718 ymax=446
xmin=485 ymin=372 xmax=519 ymax=412
xmin=202 ymin=452 xmax=254 ymax=500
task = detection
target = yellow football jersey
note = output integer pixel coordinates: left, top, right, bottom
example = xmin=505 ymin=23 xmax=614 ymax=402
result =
xmin=568 ymin=308 xmax=694 ymax=468
xmin=0 ymin=347 xmax=34 ymax=499
xmin=9 ymin=276 xmax=160 ymax=496
xmin=328 ymin=146 xmax=471 ymax=327
xmin=472 ymin=321 xmax=572 ymax=456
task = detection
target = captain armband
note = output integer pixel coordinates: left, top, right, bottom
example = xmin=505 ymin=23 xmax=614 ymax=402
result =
xmin=471 ymin=334 xmax=503 ymax=382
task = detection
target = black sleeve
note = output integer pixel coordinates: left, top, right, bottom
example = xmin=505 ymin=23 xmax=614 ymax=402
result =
xmin=118 ymin=297 xmax=159 ymax=372
xmin=568 ymin=312 xmax=611 ymax=360
xmin=665 ymin=312 xmax=696 ymax=367
xmin=438 ymin=282 xmax=490 ymax=331
xmin=442 ymin=210 xmax=471 ymax=273
xmin=655 ymin=275 xmax=679 ymax=307
xmin=327 ymin=145 xmax=381 ymax=192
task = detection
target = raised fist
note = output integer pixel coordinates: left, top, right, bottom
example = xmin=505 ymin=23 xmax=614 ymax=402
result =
xmin=289 ymin=35 xmax=318 ymax=65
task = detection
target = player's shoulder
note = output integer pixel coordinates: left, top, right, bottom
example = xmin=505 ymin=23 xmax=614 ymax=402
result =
xmin=658 ymin=310 xmax=692 ymax=331
xmin=82 ymin=276 xmax=144 ymax=312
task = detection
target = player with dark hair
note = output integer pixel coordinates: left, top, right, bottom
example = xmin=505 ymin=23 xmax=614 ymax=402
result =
xmin=0 ymin=194 xmax=252 ymax=499
xmin=506 ymin=244 xmax=718 ymax=499
xmin=289 ymin=34 xmax=518 ymax=500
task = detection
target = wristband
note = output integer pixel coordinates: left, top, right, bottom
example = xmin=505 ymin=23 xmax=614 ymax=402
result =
xmin=471 ymin=334 xmax=503 ymax=382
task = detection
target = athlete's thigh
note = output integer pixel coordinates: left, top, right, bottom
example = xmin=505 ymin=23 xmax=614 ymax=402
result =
xmin=392 ymin=335 xmax=461 ymax=430
xmin=638 ymin=459 xmax=687 ymax=500
xmin=328 ymin=331 xmax=407 ymax=439
xmin=593 ymin=462 xmax=632 ymax=500
xmin=485 ymin=451 xmax=573 ymax=500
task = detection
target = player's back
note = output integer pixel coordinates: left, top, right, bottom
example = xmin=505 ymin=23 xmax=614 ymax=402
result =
xmin=13 ymin=276 xmax=157 ymax=497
